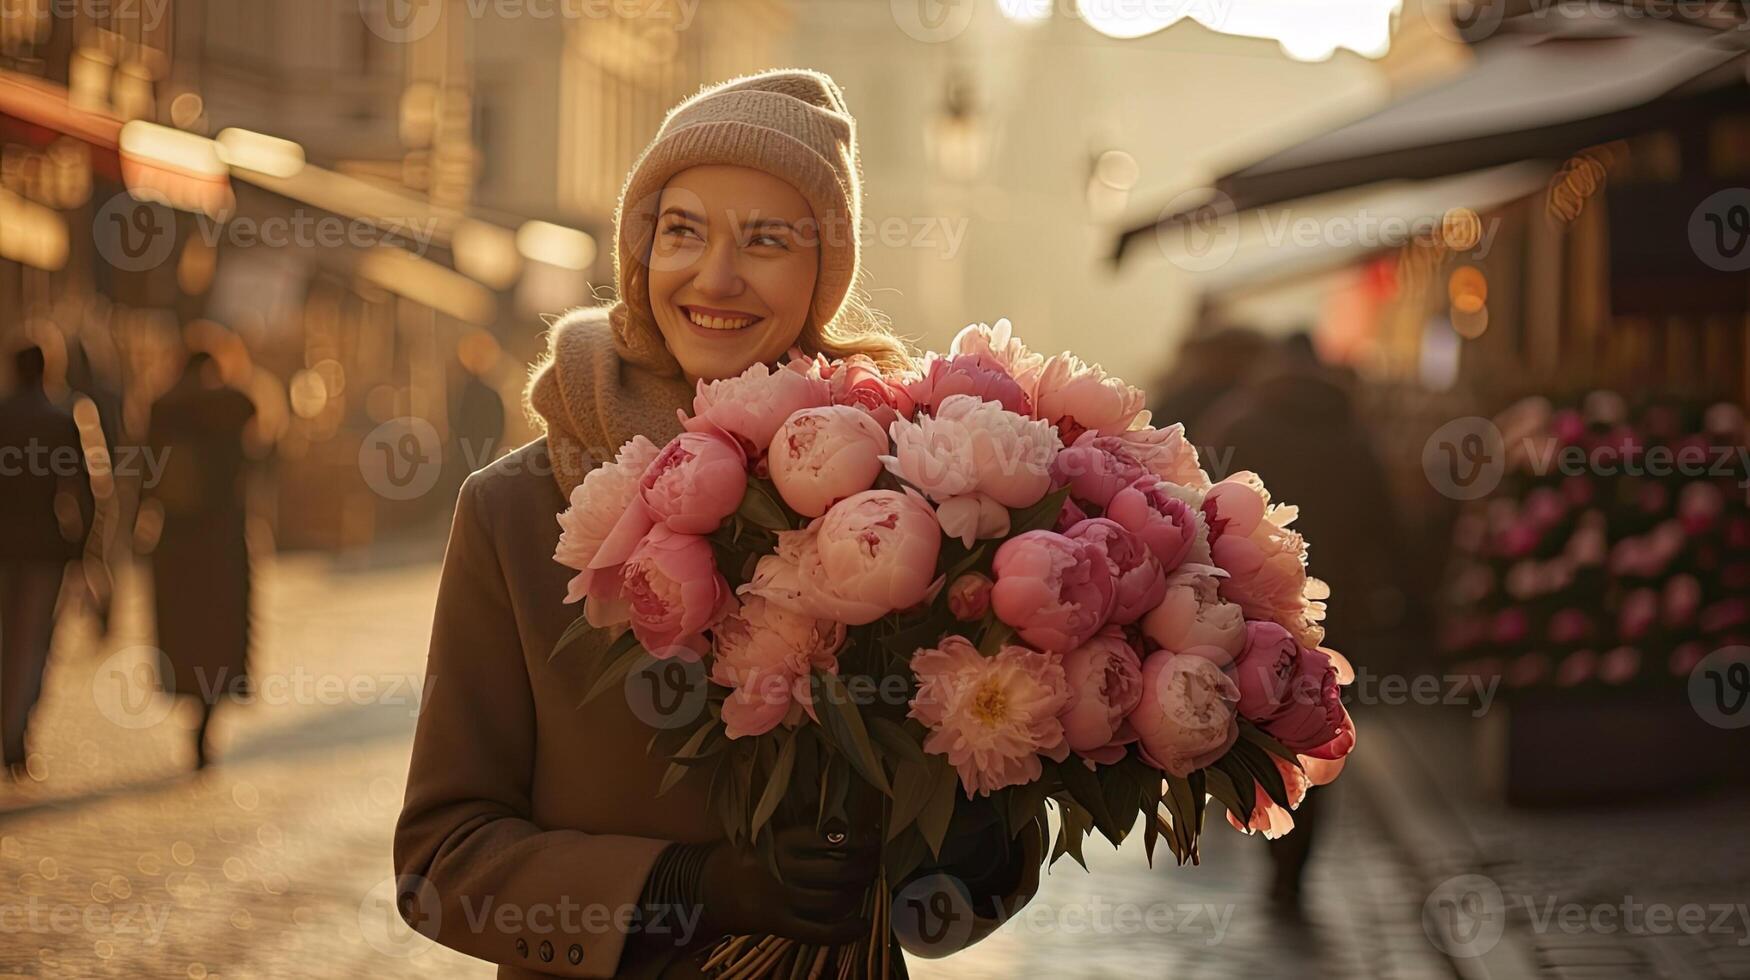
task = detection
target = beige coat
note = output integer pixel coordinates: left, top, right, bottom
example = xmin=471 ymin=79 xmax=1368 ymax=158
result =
xmin=394 ymin=310 xmax=1040 ymax=978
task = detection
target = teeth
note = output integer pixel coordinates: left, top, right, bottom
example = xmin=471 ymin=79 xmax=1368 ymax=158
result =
xmin=686 ymin=309 xmax=756 ymax=330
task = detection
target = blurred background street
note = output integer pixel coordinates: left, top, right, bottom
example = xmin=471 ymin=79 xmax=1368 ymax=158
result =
xmin=3 ymin=0 xmax=1750 ymax=976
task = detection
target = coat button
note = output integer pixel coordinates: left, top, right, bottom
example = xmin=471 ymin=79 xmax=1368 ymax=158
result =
xmin=514 ymin=938 xmax=528 ymax=957
xmin=538 ymin=940 xmax=554 ymax=962
xmin=568 ymin=944 xmax=583 ymax=965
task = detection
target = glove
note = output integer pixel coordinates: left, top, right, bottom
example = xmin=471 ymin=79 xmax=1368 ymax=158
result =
xmin=694 ymin=819 xmax=880 ymax=945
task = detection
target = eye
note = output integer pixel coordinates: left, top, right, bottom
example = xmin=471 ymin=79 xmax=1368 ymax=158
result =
xmin=662 ymin=221 xmax=703 ymax=241
xmin=746 ymin=232 xmax=789 ymax=249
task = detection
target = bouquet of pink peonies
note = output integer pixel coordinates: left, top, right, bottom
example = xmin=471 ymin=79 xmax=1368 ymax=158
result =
xmin=553 ymin=318 xmax=1357 ymax=978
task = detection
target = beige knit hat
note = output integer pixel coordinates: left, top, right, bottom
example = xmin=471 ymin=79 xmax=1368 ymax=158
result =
xmin=607 ymin=68 xmax=863 ymax=378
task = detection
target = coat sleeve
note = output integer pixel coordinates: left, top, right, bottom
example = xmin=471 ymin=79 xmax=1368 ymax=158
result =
xmin=394 ymin=473 xmax=671 ymax=977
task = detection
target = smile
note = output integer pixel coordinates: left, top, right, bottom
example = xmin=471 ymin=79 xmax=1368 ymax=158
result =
xmin=681 ymin=305 xmax=763 ymax=331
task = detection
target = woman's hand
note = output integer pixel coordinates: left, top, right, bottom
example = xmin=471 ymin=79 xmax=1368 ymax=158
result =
xmin=697 ymin=822 xmax=879 ymax=945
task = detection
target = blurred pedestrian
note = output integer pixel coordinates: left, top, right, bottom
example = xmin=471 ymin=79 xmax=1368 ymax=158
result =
xmin=142 ymin=349 xmax=257 ymax=770
xmin=0 ymin=342 xmax=94 ymax=781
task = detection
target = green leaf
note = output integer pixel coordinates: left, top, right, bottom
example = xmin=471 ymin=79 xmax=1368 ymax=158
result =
xmin=977 ymin=619 xmax=1016 ymax=657
xmin=1051 ymin=796 xmax=1092 ymax=870
xmin=810 ymin=670 xmax=892 ymax=796
xmin=737 ymin=479 xmax=792 ymax=531
xmin=942 ymin=542 xmax=990 ymax=583
xmin=548 ymin=613 xmax=604 ymax=663
xmin=1203 ymin=762 xmax=1252 ymax=824
xmin=916 ymin=755 xmax=959 ymax=858
xmin=867 ymin=716 xmax=927 ymax=769
xmin=1225 ymin=738 xmax=1288 ymax=808
xmin=751 ymin=729 xmax=799 ymax=839
xmin=1054 ymin=757 xmax=1120 ymax=841
xmin=1009 ymin=485 xmax=1071 ymax=536
xmin=886 ymin=755 xmax=933 ymax=841
xmin=658 ymin=760 xmax=691 ymax=797
xmin=1238 ymin=719 xmax=1300 ymax=766
xmin=882 ymin=825 xmax=929 ymax=885
xmin=576 ymin=641 xmax=647 ymax=707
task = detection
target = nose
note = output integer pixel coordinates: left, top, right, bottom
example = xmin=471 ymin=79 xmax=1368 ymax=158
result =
xmin=689 ymin=237 xmax=744 ymax=299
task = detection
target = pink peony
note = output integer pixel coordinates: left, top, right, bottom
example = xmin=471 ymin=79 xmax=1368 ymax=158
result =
xmin=1261 ymin=647 xmax=1344 ymax=752
xmin=638 ymin=429 xmax=748 ymax=534
xmin=1105 ymin=478 xmax=1205 ymax=571
xmin=990 ymin=530 xmax=1117 ymax=653
xmin=1229 ymin=621 xmax=1299 ymax=723
xmin=908 ymin=637 xmax=1071 ymax=798
xmin=1051 ymin=433 xmax=1149 ymax=510
xmin=743 ymin=489 xmax=942 ymax=626
xmin=1058 ymin=630 xmax=1144 ymax=765
xmin=1129 ymin=650 xmax=1239 ymax=777
xmin=1203 ymin=473 xmax=1327 ymax=647
xmin=947 ymin=572 xmax=993 ymax=621
xmin=1226 ymin=755 xmax=1308 ymax=839
xmin=883 ymin=394 xmax=1058 ymax=546
xmin=710 ymin=595 xmax=846 ymax=739
xmin=1030 ymin=351 xmax=1149 ymax=444
xmin=1116 ymin=423 xmax=1211 ymax=489
xmin=948 ymin=318 xmax=1044 ymax=394
xmin=768 ymin=406 xmax=888 ymax=518
xmin=1062 ymin=517 xmax=1166 ymax=625
xmin=905 ymin=352 xmax=1032 ymax=417
xmin=617 ymin=526 xmax=734 ymax=660
xmin=1140 ymin=563 xmax=1246 ymax=658
xmin=685 ymin=358 xmax=831 ymax=457
xmin=829 ymin=354 xmax=915 ymax=430
xmin=554 ymin=435 xmax=660 ymax=615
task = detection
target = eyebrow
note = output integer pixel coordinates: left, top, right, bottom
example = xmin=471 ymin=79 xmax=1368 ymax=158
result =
xmin=659 ymin=207 xmax=795 ymax=233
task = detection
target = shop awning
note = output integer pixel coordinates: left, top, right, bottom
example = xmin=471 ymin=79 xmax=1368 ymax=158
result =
xmin=1114 ymin=13 xmax=1750 ymax=264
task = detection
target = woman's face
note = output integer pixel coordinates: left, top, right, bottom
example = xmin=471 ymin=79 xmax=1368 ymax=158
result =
xmin=646 ymin=164 xmax=820 ymax=383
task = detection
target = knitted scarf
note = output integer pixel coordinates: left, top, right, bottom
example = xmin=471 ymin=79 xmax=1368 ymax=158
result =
xmin=523 ymin=304 xmax=694 ymax=498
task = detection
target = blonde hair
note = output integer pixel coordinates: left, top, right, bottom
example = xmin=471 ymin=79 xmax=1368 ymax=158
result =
xmin=803 ymin=276 xmax=917 ymax=375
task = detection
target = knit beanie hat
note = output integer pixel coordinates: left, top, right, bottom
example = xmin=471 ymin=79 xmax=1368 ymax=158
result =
xmin=607 ymin=68 xmax=863 ymax=377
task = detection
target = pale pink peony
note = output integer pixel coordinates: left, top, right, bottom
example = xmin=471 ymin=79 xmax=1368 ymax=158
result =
xmin=710 ymin=595 xmax=846 ymax=739
xmin=882 ymin=394 xmax=1058 ymax=546
xmin=638 ymin=429 xmax=748 ymax=534
xmin=1062 ymin=517 xmax=1166 ymax=626
xmin=1129 ymin=650 xmax=1239 ymax=777
xmin=1051 ymin=433 xmax=1149 ymax=510
xmin=1030 ymin=351 xmax=1149 ymax=444
xmin=1105 ymin=478 xmax=1205 ymax=572
xmin=1226 ymin=755 xmax=1308 ymax=839
xmin=908 ymin=637 xmax=1072 ymax=798
xmin=990 ymin=530 xmax=1116 ymax=653
xmin=685 ymin=358 xmax=831 ymax=457
xmin=1058 ymin=629 xmax=1144 ymax=766
xmin=554 ymin=435 xmax=660 ymax=612
xmin=948 ymin=317 xmax=1044 ymax=394
xmin=768 ymin=406 xmax=888 ymax=518
xmin=1140 ymin=563 xmax=1246 ymax=658
xmin=947 ymin=572 xmax=993 ymax=621
xmin=616 ymin=526 xmax=734 ymax=660
xmin=1116 ymin=423 xmax=1211 ymax=490
xmin=829 ymin=354 xmax=915 ymax=430
xmin=905 ymin=352 xmax=1031 ymax=417
xmin=1203 ymin=473 xmax=1328 ymax=647
xmin=741 ymin=489 xmax=941 ymax=626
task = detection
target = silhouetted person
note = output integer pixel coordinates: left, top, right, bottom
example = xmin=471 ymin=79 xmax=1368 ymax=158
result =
xmin=143 ymin=351 xmax=256 ymax=769
xmin=0 ymin=344 xmax=93 ymax=780
xmin=1198 ymin=332 xmax=1421 ymax=908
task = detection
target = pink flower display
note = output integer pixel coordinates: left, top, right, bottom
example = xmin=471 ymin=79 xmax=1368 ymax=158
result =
xmin=990 ymin=530 xmax=1117 ymax=653
xmin=948 ymin=318 xmax=1044 ymax=394
xmin=1129 ymin=650 xmax=1239 ymax=777
xmin=908 ymin=637 xmax=1071 ymax=798
xmin=883 ymin=394 xmax=1058 ymax=546
xmin=768 ymin=406 xmax=888 ymax=518
xmin=1051 ymin=433 xmax=1150 ymax=510
xmin=710 ymin=595 xmax=846 ymax=739
xmin=905 ymin=352 xmax=1032 ymax=417
xmin=1062 ymin=517 xmax=1166 ymax=626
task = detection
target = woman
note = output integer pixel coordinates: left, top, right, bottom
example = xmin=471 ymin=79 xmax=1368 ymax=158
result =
xmin=395 ymin=69 xmax=1042 ymax=980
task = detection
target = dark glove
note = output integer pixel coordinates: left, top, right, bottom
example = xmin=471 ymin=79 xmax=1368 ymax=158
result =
xmin=904 ymin=797 xmax=1024 ymax=910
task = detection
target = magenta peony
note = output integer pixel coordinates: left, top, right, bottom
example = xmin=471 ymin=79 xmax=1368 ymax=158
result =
xmin=1129 ymin=650 xmax=1239 ymax=777
xmin=1261 ymin=646 xmax=1344 ymax=752
xmin=1105 ymin=477 xmax=1204 ymax=572
xmin=905 ymin=352 xmax=1032 ymax=417
xmin=710 ymin=595 xmax=846 ymax=739
xmin=1051 ymin=433 xmax=1150 ymax=510
xmin=828 ymin=354 xmax=915 ymax=430
xmin=768 ymin=405 xmax=888 ymax=518
xmin=908 ymin=637 xmax=1071 ymax=798
xmin=1058 ymin=630 xmax=1143 ymax=766
xmin=1229 ymin=621 xmax=1299 ymax=722
xmin=990 ymin=530 xmax=1117 ymax=653
xmin=617 ymin=526 xmax=735 ymax=660
xmin=1062 ymin=517 xmax=1166 ymax=625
